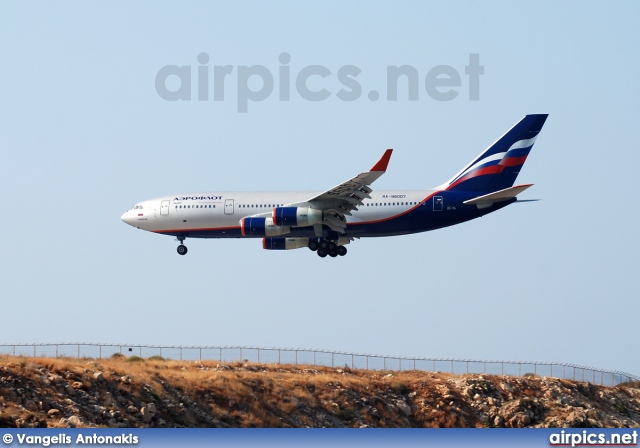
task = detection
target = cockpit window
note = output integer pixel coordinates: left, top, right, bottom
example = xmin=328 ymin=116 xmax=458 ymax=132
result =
xmin=133 ymin=205 xmax=144 ymax=210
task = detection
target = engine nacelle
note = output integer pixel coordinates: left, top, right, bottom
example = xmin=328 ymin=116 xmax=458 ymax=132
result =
xmin=272 ymin=206 xmax=323 ymax=227
xmin=240 ymin=217 xmax=290 ymax=237
xmin=263 ymin=237 xmax=310 ymax=250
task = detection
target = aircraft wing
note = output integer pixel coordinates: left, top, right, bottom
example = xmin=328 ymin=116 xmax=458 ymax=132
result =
xmin=302 ymin=149 xmax=393 ymax=233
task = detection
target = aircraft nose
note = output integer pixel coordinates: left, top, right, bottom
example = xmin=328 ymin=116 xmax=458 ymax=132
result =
xmin=121 ymin=211 xmax=134 ymax=226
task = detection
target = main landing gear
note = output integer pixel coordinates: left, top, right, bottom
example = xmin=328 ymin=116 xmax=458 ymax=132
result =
xmin=176 ymin=235 xmax=188 ymax=255
xmin=308 ymin=239 xmax=347 ymax=258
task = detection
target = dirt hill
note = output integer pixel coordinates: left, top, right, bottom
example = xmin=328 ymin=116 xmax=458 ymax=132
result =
xmin=0 ymin=355 xmax=638 ymax=428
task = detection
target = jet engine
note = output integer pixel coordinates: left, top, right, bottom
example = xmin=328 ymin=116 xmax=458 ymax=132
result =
xmin=262 ymin=237 xmax=310 ymax=250
xmin=240 ymin=217 xmax=290 ymax=237
xmin=272 ymin=206 xmax=323 ymax=227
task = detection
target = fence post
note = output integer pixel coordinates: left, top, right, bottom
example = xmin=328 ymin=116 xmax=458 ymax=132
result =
xmin=258 ymin=349 xmax=261 ymax=364
xmin=77 ymin=344 xmax=79 ymax=359
xmin=99 ymin=345 xmax=102 ymax=359
xmin=200 ymin=348 xmax=202 ymax=361
xmin=352 ymin=354 xmax=354 ymax=370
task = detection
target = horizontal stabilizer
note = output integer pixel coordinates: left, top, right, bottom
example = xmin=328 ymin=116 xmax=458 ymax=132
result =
xmin=463 ymin=184 xmax=533 ymax=209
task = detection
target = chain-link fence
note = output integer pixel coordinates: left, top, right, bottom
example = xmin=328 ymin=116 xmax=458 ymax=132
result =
xmin=1 ymin=343 xmax=637 ymax=387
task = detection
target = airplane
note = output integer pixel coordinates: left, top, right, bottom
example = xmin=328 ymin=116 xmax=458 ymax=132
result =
xmin=121 ymin=114 xmax=548 ymax=258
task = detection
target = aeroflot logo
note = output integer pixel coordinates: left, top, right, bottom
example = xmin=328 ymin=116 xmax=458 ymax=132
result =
xmin=155 ymin=52 xmax=484 ymax=112
xmin=174 ymin=196 xmax=223 ymax=201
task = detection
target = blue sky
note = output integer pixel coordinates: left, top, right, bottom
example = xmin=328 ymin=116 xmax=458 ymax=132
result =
xmin=1 ymin=2 xmax=639 ymax=376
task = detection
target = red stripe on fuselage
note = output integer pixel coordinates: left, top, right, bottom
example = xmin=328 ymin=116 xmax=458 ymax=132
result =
xmin=348 ymin=192 xmax=439 ymax=226
xmin=153 ymin=225 xmax=241 ymax=234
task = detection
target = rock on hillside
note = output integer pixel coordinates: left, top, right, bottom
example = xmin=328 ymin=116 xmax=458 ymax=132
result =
xmin=0 ymin=356 xmax=638 ymax=428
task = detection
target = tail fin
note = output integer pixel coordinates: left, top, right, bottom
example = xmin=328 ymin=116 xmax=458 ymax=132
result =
xmin=441 ymin=114 xmax=548 ymax=193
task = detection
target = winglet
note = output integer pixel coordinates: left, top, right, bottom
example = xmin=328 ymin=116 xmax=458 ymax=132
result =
xmin=370 ymin=149 xmax=393 ymax=172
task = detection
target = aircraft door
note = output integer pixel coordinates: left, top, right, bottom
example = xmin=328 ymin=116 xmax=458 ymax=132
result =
xmin=433 ymin=196 xmax=443 ymax=211
xmin=224 ymin=199 xmax=234 ymax=215
xmin=160 ymin=200 xmax=170 ymax=215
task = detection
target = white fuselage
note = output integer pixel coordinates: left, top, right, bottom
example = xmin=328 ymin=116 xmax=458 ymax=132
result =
xmin=121 ymin=189 xmax=435 ymax=237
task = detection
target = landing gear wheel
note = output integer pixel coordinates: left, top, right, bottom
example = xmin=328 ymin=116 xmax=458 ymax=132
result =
xmin=338 ymin=246 xmax=347 ymax=256
xmin=308 ymin=240 xmax=319 ymax=251
xmin=329 ymin=248 xmax=338 ymax=257
xmin=317 ymin=248 xmax=327 ymax=258
xmin=177 ymin=245 xmax=188 ymax=256
xmin=319 ymin=241 xmax=329 ymax=251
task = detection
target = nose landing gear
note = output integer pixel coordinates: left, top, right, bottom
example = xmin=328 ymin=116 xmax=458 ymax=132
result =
xmin=176 ymin=235 xmax=188 ymax=255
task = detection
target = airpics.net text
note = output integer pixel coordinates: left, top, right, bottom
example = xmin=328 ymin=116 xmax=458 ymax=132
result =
xmin=155 ymin=52 xmax=484 ymax=112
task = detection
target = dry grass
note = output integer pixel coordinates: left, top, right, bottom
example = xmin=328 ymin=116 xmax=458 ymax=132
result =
xmin=2 ymin=355 xmax=638 ymax=428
